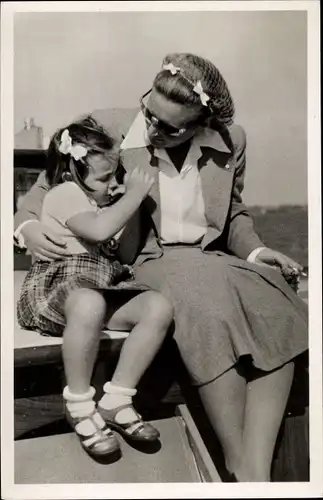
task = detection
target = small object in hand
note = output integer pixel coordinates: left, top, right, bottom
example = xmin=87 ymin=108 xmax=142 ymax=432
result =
xmin=99 ymin=238 xmax=119 ymax=258
xmin=292 ymin=267 xmax=307 ymax=277
xmin=284 ymin=268 xmax=300 ymax=293
xmin=107 ymin=238 xmax=119 ymax=252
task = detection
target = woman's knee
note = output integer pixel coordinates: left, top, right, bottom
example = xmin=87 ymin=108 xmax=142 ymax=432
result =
xmin=64 ymin=288 xmax=106 ymax=325
xmin=142 ymin=291 xmax=174 ymax=327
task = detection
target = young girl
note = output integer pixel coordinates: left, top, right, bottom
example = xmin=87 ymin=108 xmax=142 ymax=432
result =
xmin=17 ymin=116 xmax=174 ymax=460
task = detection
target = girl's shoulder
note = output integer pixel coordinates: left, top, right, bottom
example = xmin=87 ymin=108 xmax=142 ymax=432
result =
xmin=45 ymin=181 xmax=86 ymax=202
xmin=43 ymin=182 xmax=96 ymax=214
xmin=48 ymin=181 xmax=82 ymax=195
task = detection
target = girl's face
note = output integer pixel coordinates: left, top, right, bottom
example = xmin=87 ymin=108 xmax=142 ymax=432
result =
xmin=143 ymin=88 xmax=205 ymax=148
xmin=84 ymin=151 xmax=125 ymax=206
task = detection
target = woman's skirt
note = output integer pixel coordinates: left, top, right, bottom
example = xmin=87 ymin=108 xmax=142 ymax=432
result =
xmin=134 ymin=248 xmax=308 ymax=386
xmin=17 ymin=252 xmax=148 ymax=336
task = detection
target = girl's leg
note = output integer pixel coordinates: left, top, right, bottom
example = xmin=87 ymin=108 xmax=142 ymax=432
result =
xmin=63 ymin=288 xmax=106 ymax=393
xmin=236 ymin=361 xmax=294 ymax=482
xmin=198 ymin=366 xmax=247 ymax=475
xmin=62 ymin=288 xmax=120 ymax=457
xmin=98 ymin=291 xmax=173 ymax=440
xmin=107 ymin=291 xmax=174 ymax=388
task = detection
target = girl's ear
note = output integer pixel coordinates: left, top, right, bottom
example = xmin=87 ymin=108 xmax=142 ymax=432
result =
xmin=62 ymin=172 xmax=73 ymax=182
xmin=69 ymin=158 xmax=95 ymax=194
xmin=46 ymin=142 xmax=67 ymax=186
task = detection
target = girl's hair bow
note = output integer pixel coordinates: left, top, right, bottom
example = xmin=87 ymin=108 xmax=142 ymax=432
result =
xmin=58 ymin=129 xmax=87 ymax=161
xmin=193 ymin=80 xmax=210 ymax=107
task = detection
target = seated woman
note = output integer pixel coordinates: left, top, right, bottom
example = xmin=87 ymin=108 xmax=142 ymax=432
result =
xmin=14 ymin=53 xmax=308 ymax=482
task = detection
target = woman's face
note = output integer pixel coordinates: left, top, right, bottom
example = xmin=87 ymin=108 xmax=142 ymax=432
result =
xmin=84 ymin=151 xmax=125 ymax=206
xmin=144 ymin=88 xmax=205 ymax=148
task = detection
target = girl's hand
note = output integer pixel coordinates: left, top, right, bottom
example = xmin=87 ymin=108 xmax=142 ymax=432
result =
xmin=21 ymin=222 xmax=71 ymax=261
xmin=254 ymin=248 xmax=304 ymax=278
xmin=124 ymin=167 xmax=155 ymax=198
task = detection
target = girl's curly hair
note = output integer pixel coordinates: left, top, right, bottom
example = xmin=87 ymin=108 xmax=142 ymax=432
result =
xmin=46 ymin=116 xmax=123 ymax=189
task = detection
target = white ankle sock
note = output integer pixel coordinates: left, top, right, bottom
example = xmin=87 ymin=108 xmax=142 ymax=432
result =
xmin=99 ymin=382 xmax=138 ymax=424
xmin=63 ymin=386 xmax=96 ymax=419
xmin=63 ymin=386 xmax=108 ymax=436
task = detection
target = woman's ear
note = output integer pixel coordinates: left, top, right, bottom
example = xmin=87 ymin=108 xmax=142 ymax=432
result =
xmin=115 ymin=161 xmax=126 ymax=184
xmin=204 ymin=115 xmax=212 ymax=128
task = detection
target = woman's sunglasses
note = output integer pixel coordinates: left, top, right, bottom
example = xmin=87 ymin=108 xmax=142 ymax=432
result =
xmin=140 ymin=89 xmax=205 ymax=137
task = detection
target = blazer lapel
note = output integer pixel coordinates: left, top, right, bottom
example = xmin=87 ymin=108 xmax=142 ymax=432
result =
xmin=121 ymin=147 xmax=161 ymax=236
xmin=198 ymin=147 xmax=234 ymax=249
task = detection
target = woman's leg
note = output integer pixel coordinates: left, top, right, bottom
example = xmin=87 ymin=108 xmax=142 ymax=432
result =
xmin=236 ymin=361 xmax=295 ymax=482
xmin=106 ymin=291 xmax=174 ymax=388
xmin=63 ymin=288 xmax=106 ymax=393
xmin=198 ymin=366 xmax=247 ymax=474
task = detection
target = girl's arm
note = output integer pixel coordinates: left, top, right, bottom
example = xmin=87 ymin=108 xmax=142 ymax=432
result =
xmin=66 ymin=168 xmax=153 ymax=243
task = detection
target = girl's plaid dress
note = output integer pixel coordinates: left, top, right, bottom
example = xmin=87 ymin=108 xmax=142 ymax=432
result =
xmin=17 ymin=250 xmax=148 ymax=336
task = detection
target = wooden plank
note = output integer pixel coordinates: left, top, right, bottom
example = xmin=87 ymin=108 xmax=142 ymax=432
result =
xmin=14 ymin=330 xmax=127 ymax=368
xmin=176 ymin=404 xmax=222 ymax=482
xmin=272 ymin=409 xmax=309 ymax=481
xmin=15 ymin=416 xmax=203 ymax=483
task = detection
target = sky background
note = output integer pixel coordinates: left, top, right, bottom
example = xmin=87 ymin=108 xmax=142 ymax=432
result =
xmin=14 ymin=10 xmax=307 ymax=206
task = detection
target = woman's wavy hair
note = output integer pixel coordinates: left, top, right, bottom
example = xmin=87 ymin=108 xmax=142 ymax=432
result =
xmin=153 ymin=53 xmax=235 ymax=130
xmin=46 ymin=116 xmax=124 ymax=189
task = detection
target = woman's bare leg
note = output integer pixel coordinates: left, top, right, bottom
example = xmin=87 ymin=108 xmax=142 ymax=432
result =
xmin=236 ymin=361 xmax=294 ymax=481
xmin=198 ymin=366 xmax=247 ymax=474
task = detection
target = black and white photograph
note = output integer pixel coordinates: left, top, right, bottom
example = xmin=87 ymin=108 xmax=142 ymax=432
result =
xmin=1 ymin=1 xmax=322 ymax=498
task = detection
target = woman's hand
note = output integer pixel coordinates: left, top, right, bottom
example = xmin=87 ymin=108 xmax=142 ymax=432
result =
xmin=20 ymin=222 xmax=71 ymax=261
xmin=124 ymin=167 xmax=155 ymax=199
xmin=254 ymin=248 xmax=304 ymax=278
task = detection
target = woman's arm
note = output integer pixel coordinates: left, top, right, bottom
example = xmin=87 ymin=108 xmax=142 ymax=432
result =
xmin=226 ymin=125 xmax=264 ymax=259
xmin=227 ymin=125 xmax=304 ymax=276
xmin=14 ymin=171 xmax=49 ymax=230
xmin=14 ymin=171 xmax=71 ymax=260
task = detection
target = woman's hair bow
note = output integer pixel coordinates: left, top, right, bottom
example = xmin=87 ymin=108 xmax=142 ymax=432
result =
xmin=58 ymin=129 xmax=87 ymax=161
xmin=162 ymin=62 xmax=210 ymax=108
xmin=193 ymin=81 xmax=210 ymax=107
xmin=162 ymin=62 xmax=181 ymax=75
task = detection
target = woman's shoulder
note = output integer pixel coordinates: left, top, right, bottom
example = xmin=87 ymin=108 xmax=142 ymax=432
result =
xmin=227 ymin=123 xmax=247 ymax=148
